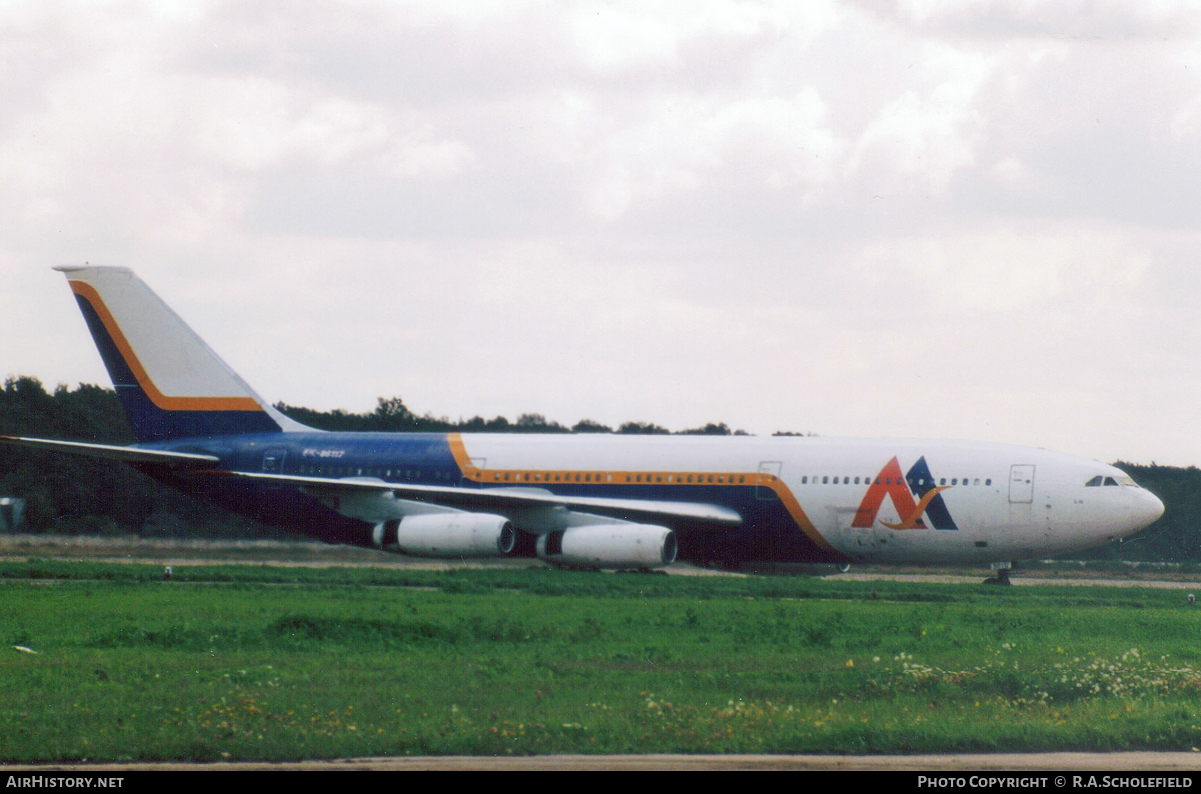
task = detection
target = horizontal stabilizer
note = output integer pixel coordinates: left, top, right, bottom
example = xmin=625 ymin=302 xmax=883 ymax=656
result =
xmin=200 ymin=469 xmax=744 ymax=526
xmin=0 ymin=435 xmax=219 ymax=467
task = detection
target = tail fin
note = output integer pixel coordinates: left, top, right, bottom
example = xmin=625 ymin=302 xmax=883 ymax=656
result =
xmin=56 ymin=266 xmax=304 ymax=442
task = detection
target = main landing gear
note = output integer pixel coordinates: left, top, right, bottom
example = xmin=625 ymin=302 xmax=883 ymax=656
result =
xmin=984 ymin=563 xmax=1012 ymax=586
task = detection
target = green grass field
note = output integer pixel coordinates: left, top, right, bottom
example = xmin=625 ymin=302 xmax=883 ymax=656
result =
xmin=3 ymin=561 xmax=1201 ymax=762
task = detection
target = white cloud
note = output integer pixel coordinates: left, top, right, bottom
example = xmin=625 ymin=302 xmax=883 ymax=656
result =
xmin=847 ymin=42 xmax=994 ymax=197
xmin=576 ymin=89 xmax=843 ymax=221
xmin=566 ymin=0 xmax=836 ymax=72
xmin=191 ymin=79 xmax=474 ymax=178
xmin=886 ymin=0 xmax=1200 ymax=39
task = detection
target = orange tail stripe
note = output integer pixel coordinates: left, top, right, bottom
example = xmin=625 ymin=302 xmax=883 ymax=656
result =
xmin=70 ymin=280 xmax=262 ymax=413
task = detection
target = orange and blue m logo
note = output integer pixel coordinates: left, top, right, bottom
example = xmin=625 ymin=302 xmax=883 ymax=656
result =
xmin=852 ymin=456 xmax=958 ymax=531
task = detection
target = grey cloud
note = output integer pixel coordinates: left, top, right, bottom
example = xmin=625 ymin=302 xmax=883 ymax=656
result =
xmin=3 ymin=1 xmax=1201 ymax=464
xmin=851 ymin=0 xmax=1201 ymax=42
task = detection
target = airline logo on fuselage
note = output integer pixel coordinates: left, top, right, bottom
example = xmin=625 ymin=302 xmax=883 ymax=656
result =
xmin=852 ymin=456 xmax=958 ymax=531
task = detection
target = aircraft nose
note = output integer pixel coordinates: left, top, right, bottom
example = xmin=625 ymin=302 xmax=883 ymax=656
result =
xmin=1134 ymin=489 xmax=1165 ymax=529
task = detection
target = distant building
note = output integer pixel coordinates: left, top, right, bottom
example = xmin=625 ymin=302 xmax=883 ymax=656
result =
xmin=0 ymin=498 xmax=26 ymax=531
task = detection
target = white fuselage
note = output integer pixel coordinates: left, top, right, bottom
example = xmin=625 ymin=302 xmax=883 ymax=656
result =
xmin=448 ymin=433 xmax=1165 ymax=564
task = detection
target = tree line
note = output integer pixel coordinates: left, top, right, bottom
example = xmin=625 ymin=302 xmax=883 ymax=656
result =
xmin=274 ymin=395 xmax=755 ymax=437
xmin=0 ymin=376 xmax=1195 ymax=563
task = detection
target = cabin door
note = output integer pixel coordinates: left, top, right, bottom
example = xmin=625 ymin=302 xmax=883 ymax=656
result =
xmin=261 ymin=450 xmax=287 ymax=488
xmin=1009 ymin=464 xmax=1035 ymax=503
xmin=256 ymin=449 xmax=288 ymax=518
xmin=756 ymin=461 xmax=782 ymax=500
xmin=461 ymin=457 xmax=486 ymax=487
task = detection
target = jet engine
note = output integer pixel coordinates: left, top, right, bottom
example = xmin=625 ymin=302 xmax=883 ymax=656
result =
xmin=536 ymin=524 xmax=678 ymax=570
xmin=373 ymin=513 xmax=516 ymax=558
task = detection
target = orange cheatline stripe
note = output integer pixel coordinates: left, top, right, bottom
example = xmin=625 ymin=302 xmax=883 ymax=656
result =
xmin=445 ymin=433 xmax=839 ymax=556
xmin=69 ymin=280 xmax=263 ymax=413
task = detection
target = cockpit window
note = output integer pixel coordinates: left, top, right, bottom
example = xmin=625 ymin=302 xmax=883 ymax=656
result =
xmin=1086 ymin=475 xmax=1133 ymax=487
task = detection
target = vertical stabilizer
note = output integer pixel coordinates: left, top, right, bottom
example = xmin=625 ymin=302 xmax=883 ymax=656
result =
xmin=56 ymin=266 xmax=303 ymax=442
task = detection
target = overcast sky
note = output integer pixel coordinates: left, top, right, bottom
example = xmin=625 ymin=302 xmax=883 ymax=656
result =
xmin=2 ymin=0 xmax=1200 ymax=466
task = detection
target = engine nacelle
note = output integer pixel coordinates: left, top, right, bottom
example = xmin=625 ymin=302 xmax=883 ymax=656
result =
xmin=374 ymin=513 xmax=516 ymax=558
xmin=536 ymin=524 xmax=678 ymax=570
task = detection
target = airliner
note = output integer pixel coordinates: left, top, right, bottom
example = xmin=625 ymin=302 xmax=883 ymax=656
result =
xmin=0 ymin=266 xmax=1165 ymax=574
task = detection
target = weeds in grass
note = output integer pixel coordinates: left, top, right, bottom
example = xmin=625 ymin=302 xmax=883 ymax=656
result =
xmin=860 ymin=645 xmax=1201 ymax=707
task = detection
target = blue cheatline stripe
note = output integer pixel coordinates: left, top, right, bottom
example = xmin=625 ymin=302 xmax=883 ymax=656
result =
xmin=167 ymin=431 xmax=845 ymax=564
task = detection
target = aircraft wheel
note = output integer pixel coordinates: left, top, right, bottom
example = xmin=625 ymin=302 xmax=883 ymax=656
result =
xmin=983 ymin=568 xmax=1012 ymax=586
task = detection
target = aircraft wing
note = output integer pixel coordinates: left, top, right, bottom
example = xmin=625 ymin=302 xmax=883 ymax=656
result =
xmin=0 ymin=435 xmax=220 ymax=467
xmin=201 ymin=469 xmax=744 ymax=526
